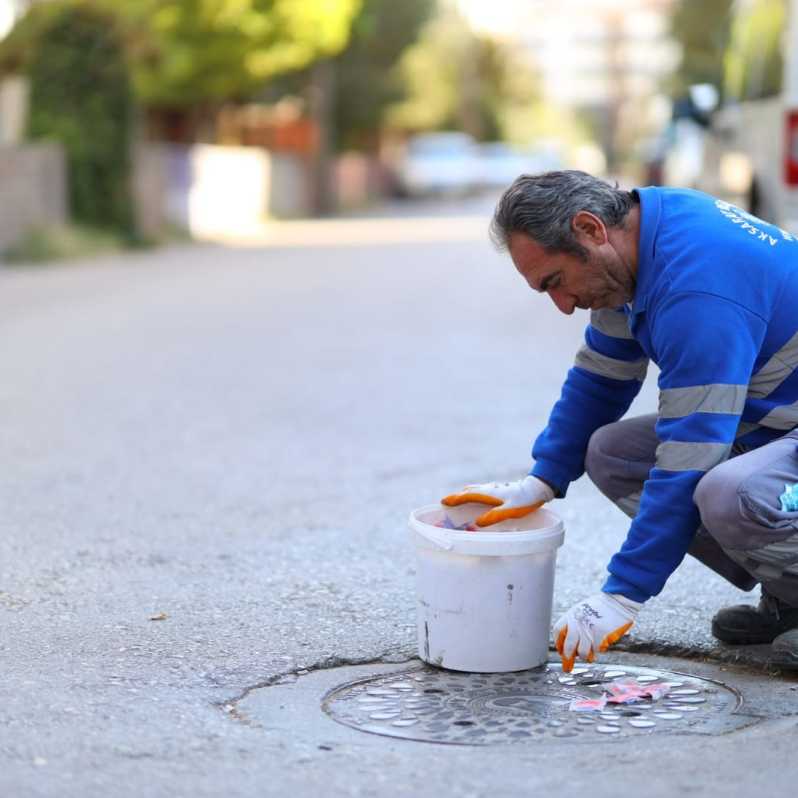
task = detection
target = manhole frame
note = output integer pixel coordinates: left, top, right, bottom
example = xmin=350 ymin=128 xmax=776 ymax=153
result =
xmin=321 ymin=660 xmax=750 ymax=746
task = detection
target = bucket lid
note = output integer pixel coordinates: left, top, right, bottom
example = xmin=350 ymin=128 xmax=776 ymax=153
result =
xmin=409 ymin=504 xmax=564 ymax=556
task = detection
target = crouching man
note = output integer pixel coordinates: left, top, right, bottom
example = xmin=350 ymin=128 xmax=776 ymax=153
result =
xmin=444 ymin=171 xmax=798 ymax=671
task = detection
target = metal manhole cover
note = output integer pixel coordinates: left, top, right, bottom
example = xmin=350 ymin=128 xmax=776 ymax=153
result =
xmin=321 ymin=662 xmax=747 ymax=745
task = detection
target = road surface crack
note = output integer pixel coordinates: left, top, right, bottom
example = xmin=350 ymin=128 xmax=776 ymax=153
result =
xmin=216 ymin=651 xmax=416 ymax=726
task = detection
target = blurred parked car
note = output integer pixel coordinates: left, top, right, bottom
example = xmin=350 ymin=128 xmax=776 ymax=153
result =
xmin=692 ymin=0 xmax=797 ymax=227
xmin=396 ymin=132 xmax=481 ymax=197
xmin=477 ymin=142 xmax=564 ymax=188
xmin=654 ymin=0 xmax=798 ymax=231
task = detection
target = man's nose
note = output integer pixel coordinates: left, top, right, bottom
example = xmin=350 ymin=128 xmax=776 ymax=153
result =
xmin=549 ymin=289 xmax=576 ymax=315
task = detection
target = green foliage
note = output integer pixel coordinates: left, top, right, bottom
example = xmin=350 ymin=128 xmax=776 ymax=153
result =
xmin=387 ymin=8 xmax=540 ymax=143
xmin=724 ymin=0 xmax=785 ymax=101
xmin=668 ymin=0 xmax=734 ymax=96
xmin=0 ymin=2 xmax=54 ymax=75
xmin=111 ymin=0 xmax=362 ymax=107
xmin=331 ymin=0 xmax=434 ymax=150
xmin=387 ymin=12 xmax=472 ymax=134
xmin=669 ymin=0 xmax=785 ymax=102
xmin=2 ymin=1 xmax=363 ymax=108
xmin=4 ymin=224 xmax=130 ymax=264
xmin=25 ymin=2 xmax=137 ymax=237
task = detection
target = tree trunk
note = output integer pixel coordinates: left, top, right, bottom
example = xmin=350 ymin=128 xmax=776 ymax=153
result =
xmin=307 ymin=59 xmax=335 ymax=216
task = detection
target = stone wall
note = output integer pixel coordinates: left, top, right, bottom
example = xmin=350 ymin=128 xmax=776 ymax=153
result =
xmin=133 ymin=143 xmax=314 ymax=239
xmin=333 ymin=153 xmax=394 ymax=210
xmin=0 ymin=143 xmax=66 ymax=251
xmin=0 ymin=141 xmax=392 ymax=252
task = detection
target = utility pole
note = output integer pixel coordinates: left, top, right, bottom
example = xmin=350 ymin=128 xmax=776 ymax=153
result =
xmin=307 ymin=58 xmax=335 ymax=216
xmin=604 ymin=6 xmax=625 ymax=173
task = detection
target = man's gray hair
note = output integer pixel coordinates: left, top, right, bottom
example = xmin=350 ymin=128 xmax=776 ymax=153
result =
xmin=490 ymin=170 xmax=637 ymax=259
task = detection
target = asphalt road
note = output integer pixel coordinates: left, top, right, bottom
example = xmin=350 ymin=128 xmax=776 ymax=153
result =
xmin=0 ymin=194 xmax=795 ymax=797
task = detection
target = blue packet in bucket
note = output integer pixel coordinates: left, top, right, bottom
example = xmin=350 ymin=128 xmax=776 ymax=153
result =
xmin=779 ymin=483 xmax=798 ymax=512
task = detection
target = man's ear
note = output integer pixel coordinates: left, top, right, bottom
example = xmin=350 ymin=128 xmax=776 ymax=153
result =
xmin=572 ymin=211 xmax=608 ymax=246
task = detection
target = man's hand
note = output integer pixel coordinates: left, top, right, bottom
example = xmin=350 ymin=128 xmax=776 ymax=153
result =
xmin=441 ymin=475 xmax=554 ymax=527
xmin=553 ymin=592 xmax=641 ymax=672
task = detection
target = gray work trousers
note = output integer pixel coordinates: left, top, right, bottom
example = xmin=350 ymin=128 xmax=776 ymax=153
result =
xmin=585 ymin=414 xmax=798 ymax=606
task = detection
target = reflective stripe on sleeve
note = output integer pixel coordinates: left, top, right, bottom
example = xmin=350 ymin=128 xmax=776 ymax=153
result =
xmin=748 ymin=331 xmax=798 ymax=398
xmin=616 ymin=490 xmax=642 ymax=519
xmin=654 ymin=441 xmax=731 ymax=472
xmin=574 ymin=344 xmax=648 ymax=381
xmin=755 ymin=400 xmax=798 ymax=430
xmin=658 ymin=383 xmax=747 ymax=419
xmin=590 ymin=309 xmax=634 ymax=339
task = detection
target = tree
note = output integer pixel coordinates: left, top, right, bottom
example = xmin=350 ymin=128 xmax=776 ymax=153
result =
xmin=668 ymin=0 xmax=734 ymax=97
xmin=330 ymin=0 xmax=434 ymax=151
xmin=1 ymin=0 xmax=363 ymax=108
xmin=723 ymin=0 xmax=785 ymax=101
xmin=25 ymin=2 xmax=136 ymax=237
xmin=387 ymin=8 xmax=541 ymax=143
xmin=112 ymin=0 xmax=362 ymax=108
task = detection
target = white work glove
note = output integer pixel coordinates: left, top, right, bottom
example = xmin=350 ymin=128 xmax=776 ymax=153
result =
xmin=553 ymin=592 xmax=642 ymax=673
xmin=441 ymin=475 xmax=555 ymax=527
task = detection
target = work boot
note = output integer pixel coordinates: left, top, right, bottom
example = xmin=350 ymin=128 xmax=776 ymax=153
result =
xmin=711 ymin=588 xmax=798 ymax=645
xmin=772 ymin=629 xmax=798 ymax=669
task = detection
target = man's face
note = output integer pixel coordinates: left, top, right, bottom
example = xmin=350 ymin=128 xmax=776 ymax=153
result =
xmin=508 ymin=231 xmax=628 ymax=315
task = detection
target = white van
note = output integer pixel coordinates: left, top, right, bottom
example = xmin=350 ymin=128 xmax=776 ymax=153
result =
xmin=693 ymin=0 xmax=798 ymax=231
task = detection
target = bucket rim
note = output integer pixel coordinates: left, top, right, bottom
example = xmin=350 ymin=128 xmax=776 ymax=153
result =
xmin=409 ymin=503 xmax=564 ymax=555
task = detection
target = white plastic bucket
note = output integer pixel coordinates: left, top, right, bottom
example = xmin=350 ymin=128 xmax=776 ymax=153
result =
xmin=409 ymin=503 xmax=564 ymax=673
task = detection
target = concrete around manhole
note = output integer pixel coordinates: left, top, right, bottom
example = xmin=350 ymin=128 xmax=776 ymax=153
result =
xmin=321 ymin=662 xmax=748 ymax=745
